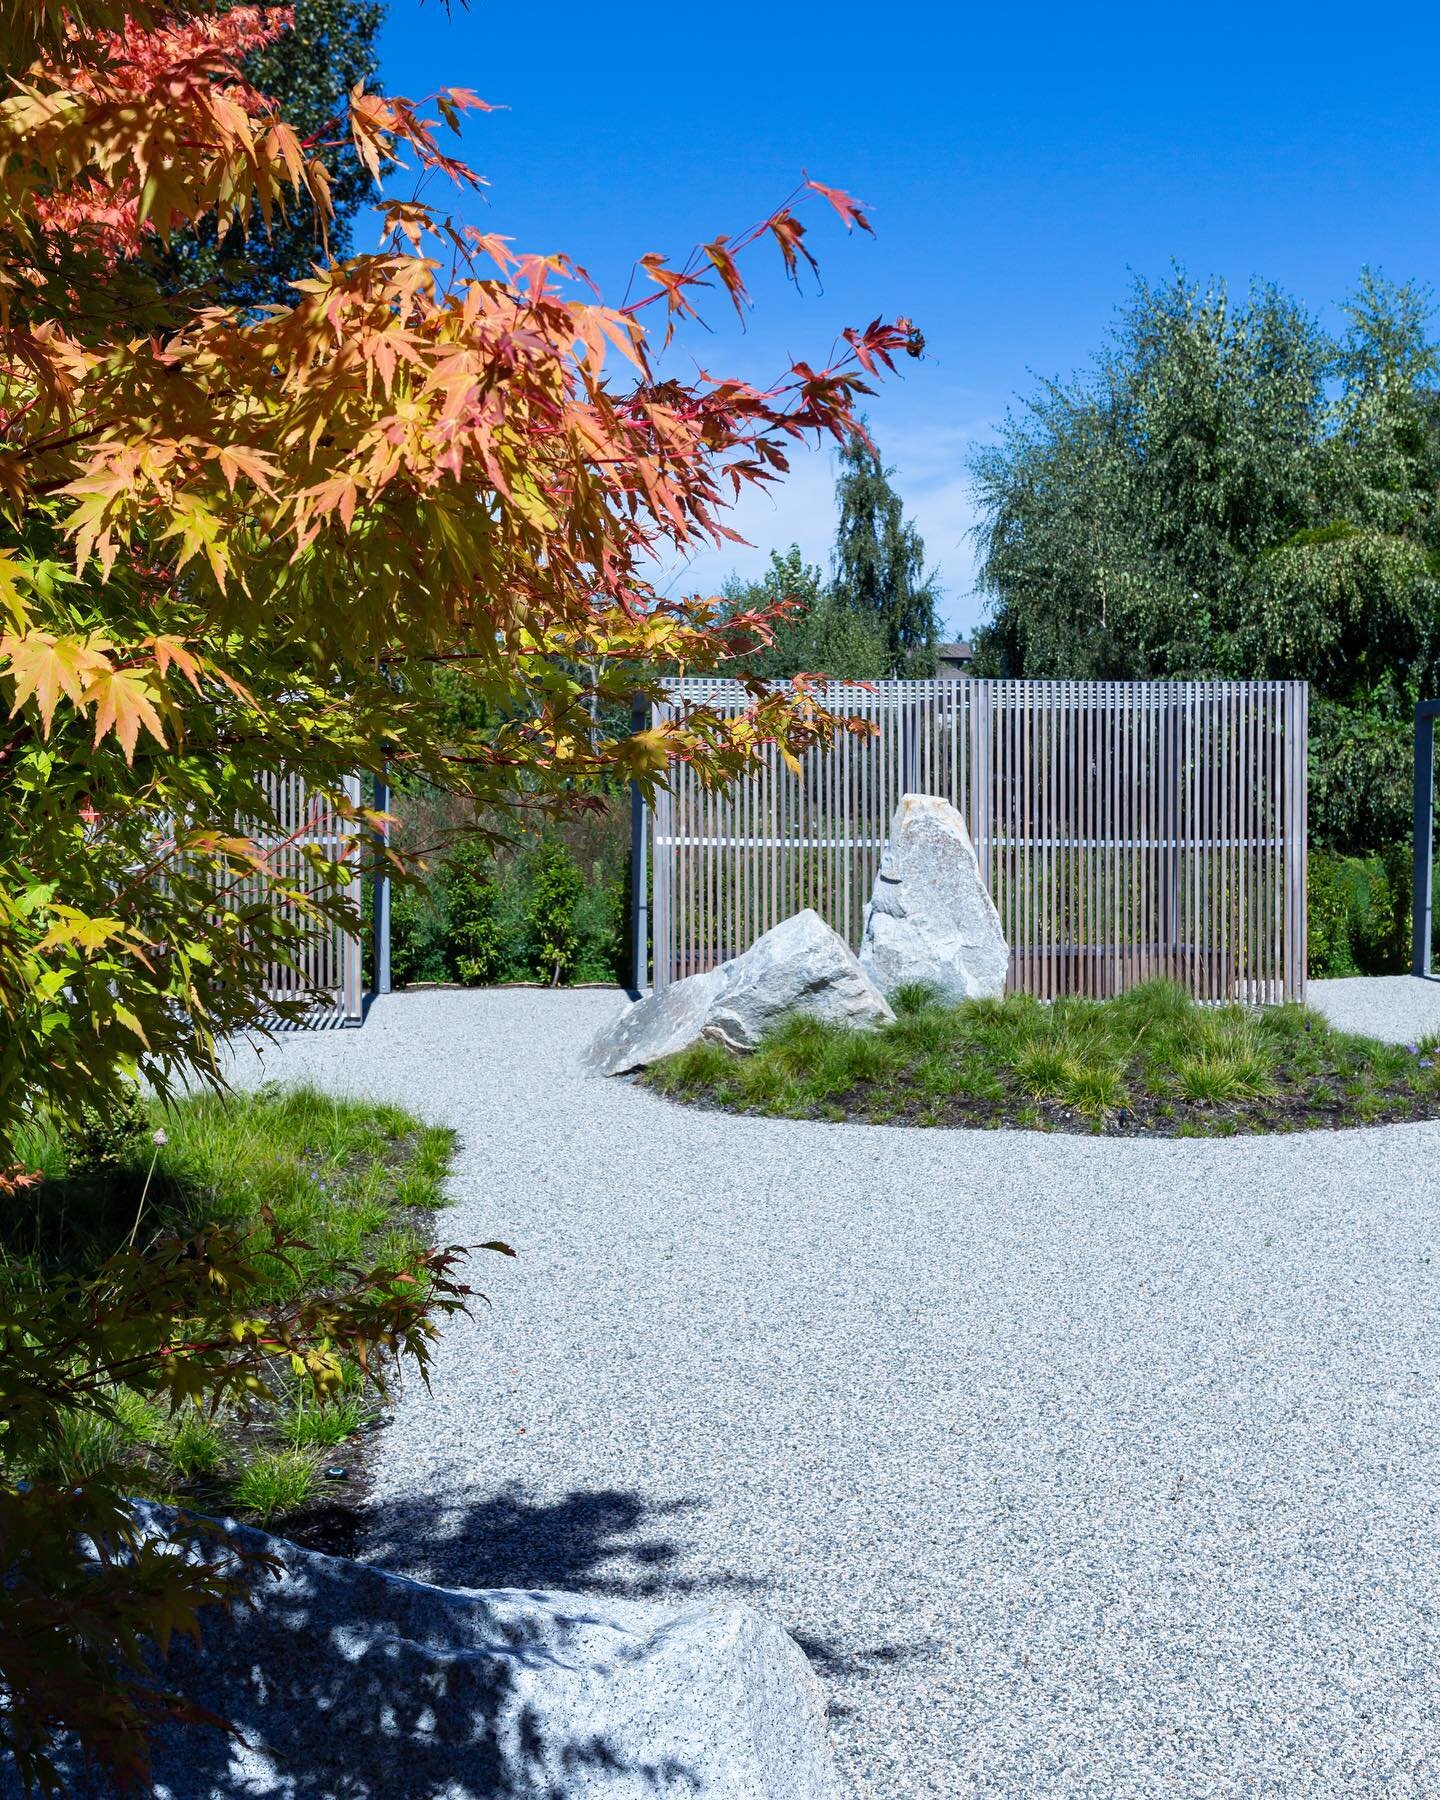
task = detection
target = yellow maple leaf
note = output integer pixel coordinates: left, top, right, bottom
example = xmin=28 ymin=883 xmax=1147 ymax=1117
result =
xmin=0 ymin=551 xmax=29 ymax=629
xmin=2 ymin=631 xmax=112 ymax=734
xmin=86 ymin=666 xmax=167 ymax=762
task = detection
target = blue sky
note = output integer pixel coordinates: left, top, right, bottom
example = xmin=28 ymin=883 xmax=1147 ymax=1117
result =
xmin=377 ymin=1 xmax=1440 ymax=635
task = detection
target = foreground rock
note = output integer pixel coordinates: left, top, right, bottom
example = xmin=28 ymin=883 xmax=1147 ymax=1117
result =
xmin=588 ymin=908 xmax=894 ymax=1076
xmin=46 ymin=1506 xmax=844 ymax=1800
xmin=860 ymin=794 xmax=1009 ymax=1002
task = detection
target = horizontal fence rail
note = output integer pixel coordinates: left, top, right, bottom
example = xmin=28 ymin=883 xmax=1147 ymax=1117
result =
xmin=650 ymin=679 xmax=1308 ymax=1004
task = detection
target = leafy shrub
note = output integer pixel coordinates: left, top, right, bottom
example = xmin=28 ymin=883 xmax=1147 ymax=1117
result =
xmin=572 ymin=862 xmax=628 ymax=982
xmin=1309 ymin=702 xmax=1413 ymax=855
xmin=524 ymin=837 xmax=586 ymax=984
xmin=389 ymin=811 xmax=629 ymax=988
xmin=60 ymin=1085 xmax=152 ymax=1174
xmin=1308 ymin=848 xmax=1410 ymax=977
xmin=389 ymin=882 xmax=450 ymax=987
xmin=446 ymin=836 xmax=518 ymax=984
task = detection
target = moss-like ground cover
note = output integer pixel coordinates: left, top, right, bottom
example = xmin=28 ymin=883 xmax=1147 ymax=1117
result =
xmin=644 ymin=979 xmax=1440 ymax=1136
xmin=4 ymin=1085 xmax=456 ymax=1532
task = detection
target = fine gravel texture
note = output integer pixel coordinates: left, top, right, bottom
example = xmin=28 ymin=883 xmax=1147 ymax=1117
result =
xmin=224 ymin=989 xmax=1440 ymax=1798
xmin=1309 ymin=973 xmax=1440 ymax=1045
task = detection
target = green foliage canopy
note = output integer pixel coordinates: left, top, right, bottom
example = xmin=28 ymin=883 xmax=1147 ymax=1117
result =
xmin=722 ymin=546 xmax=891 ymax=680
xmin=970 ymin=270 xmax=1440 ymax=853
xmin=158 ymin=0 xmax=384 ymax=309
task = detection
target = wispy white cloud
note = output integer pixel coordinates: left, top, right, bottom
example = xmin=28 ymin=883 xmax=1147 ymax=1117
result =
xmin=655 ymin=404 xmax=1000 ymax=637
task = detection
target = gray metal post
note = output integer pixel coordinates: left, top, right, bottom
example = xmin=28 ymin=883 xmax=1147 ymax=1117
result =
xmin=629 ymin=693 xmax=650 ymax=995
xmin=372 ymin=772 xmax=392 ymax=999
xmin=1413 ymin=702 xmax=1439 ymax=976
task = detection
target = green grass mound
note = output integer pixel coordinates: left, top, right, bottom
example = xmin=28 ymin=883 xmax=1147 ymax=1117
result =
xmin=4 ymin=1085 xmax=457 ymax=1524
xmin=643 ymin=979 xmax=1440 ymax=1136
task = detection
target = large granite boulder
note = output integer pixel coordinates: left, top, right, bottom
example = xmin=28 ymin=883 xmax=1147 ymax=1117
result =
xmin=587 ymin=908 xmax=894 ymax=1076
xmin=859 ymin=794 xmax=1008 ymax=1002
xmin=38 ymin=1506 xmax=844 ymax=1800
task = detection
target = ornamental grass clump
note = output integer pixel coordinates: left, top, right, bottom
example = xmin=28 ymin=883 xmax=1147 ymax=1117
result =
xmin=645 ymin=978 xmax=1440 ymax=1137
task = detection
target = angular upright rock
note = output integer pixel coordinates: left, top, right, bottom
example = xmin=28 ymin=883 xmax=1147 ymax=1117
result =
xmin=859 ymin=794 xmax=1008 ymax=1002
xmin=586 ymin=908 xmax=894 ymax=1076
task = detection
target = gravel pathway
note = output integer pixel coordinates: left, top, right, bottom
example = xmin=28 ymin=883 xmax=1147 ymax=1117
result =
xmin=1309 ymin=972 xmax=1440 ymax=1044
xmin=228 ymin=989 xmax=1440 ymax=1798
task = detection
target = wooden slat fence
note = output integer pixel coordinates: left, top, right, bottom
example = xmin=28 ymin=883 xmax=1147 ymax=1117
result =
xmin=650 ymin=679 xmax=1307 ymax=1003
xmin=230 ymin=772 xmax=365 ymax=1024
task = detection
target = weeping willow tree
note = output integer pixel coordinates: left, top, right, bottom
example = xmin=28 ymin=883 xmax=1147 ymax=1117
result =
xmin=971 ymin=268 xmax=1440 ymax=856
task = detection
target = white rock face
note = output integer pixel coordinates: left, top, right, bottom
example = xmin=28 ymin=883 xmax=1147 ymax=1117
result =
xmin=584 ymin=963 xmax=730 ymax=1076
xmin=53 ymin=1505 xmax=845 ymax=1800
xmin=586 ymin=908 xmax=894 ymax=1076
xmin=859 ymin=794 xmax=1009 ymax=1002
xmin=702 ymin=909 xmax=896 ymax=1054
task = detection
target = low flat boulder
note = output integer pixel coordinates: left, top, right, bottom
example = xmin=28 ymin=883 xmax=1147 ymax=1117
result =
xmin=44 ymin=1506 xmax=845 ymax=1800
xmin=584 ymin=962 xmax=730 ymax=1077
xmin=587 ymin=908 xmax=894 ymax=1075
xmin=859 ymin=794 xmax=1008 ymax=1003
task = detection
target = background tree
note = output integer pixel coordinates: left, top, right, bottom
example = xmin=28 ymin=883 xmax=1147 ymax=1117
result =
xmin=970 ymin=273 xmax=1334 ymax=679
xmin=831 ymin=429 xmax=941 ymax=675
xmin=970 ymin=269 xmax=1440 ymax=864
xmin=722 ymin=545 xmax=890 ymax=679
xmin=157 ymin=0 xmax=384 ymax=309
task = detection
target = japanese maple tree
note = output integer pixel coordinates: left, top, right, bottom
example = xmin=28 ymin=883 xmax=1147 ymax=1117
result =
xmin=0 ymin=1 xmax=914 ymax=1786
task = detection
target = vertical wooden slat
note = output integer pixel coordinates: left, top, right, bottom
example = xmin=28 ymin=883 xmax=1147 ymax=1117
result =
xmin=1016 ymin=683 xmax=1027 ymax=995
xmin=1288 ymin=681 xmax=1308 ymax=998
xmin=1203 ymin=683 xmax=1215 ymax=1002
xmin=1243 ymin=683 xmax=1255 ymax=1001
xmin=1140 ymin=689 xmax=1151 ymax=985
xmin=1223 ymin=682 xmax=1233 ymax=1002
xmin=1077 ymin=685 xmax=1088 ymax=997
xmin=1057 ymin=683 xmax=1066 ymax=1002
xmin=679 ymin=751 xmax=691 ymax=982
xmin=1041 ymin=688 xmax=1053 ymax=1002
xmin=1093 ymin=681 xmax=1100 ymax=997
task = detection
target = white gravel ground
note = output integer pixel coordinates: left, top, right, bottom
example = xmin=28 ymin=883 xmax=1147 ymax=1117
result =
xmin=1309 ymin=973 xmax=1440 ymax=1045
xmin=226 ymin=988 xmax=1440 ymax=1798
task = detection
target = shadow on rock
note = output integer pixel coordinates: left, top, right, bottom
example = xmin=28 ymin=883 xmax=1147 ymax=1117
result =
xmin=34 ymin=1502 xmax=838 ymax=1800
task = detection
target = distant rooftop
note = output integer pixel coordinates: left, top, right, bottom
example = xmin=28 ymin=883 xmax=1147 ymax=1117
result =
xmin=936 ymin=640 xmax=973 ymax=677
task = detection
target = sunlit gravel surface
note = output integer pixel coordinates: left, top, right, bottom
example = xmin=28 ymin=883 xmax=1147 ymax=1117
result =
xmin=227 ymin=986 xmax=1440 ymax=1798
xmin=1309 ymin=972 xmax=1440 ymax=1046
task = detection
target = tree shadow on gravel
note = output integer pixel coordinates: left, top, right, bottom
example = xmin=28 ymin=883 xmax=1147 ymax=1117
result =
xmin=788 ymin=1632 xmax=935 ymax=1721
xmin=362 ymin=1483 xmax=770 ymax=1605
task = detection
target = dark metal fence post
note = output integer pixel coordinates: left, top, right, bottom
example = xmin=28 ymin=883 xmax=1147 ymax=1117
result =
xmin=1414 ymin=702 xmax=1439 ymax=976
xmin=629 ymin=693 xmax=649 ymax=995
xmin=372 ymin=772 xmax=392 ymax=1000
